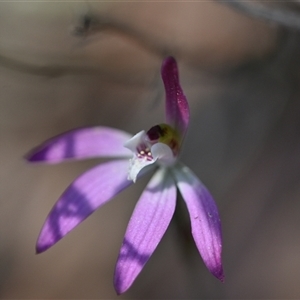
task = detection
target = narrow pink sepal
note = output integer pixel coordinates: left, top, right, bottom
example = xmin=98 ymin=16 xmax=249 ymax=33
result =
xmin=161 ymin=57 xmax=190 ymax=138
xmin=172 ymin=163 xmax=224 ymax=281
xmin=36 ymin=159 xmax=132 ymax=253
xmin=114 ymin=169 xmax=176 ymax=294
xmin=26 ymin=127 xmax=132 ymax=164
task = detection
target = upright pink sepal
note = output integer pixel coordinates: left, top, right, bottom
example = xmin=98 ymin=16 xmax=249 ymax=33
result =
xmin=161 ymin=57 xmax=190 ymax=138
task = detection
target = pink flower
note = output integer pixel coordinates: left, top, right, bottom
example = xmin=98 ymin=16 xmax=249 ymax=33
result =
xmin=27 ymin=57 xmax=224 ymax=294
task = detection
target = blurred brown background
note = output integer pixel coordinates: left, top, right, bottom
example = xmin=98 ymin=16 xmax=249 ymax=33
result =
xmin=1 ymin=1 xmax=300 ymax=299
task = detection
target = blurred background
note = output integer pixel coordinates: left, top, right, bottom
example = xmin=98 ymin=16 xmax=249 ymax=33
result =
xmin=1 ymin=1 xmax=300 ymax=298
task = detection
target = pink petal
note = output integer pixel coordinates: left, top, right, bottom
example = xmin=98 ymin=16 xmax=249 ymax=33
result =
xmin=161 ymin=57 xmax=190 ymax=138
xmin=36 ymin=159 xmax=133 ymax=253
xmin=172 ymin=163 xmax=224 ymax=281
xmin=114 ymin=168 xmax=176 ymax=294
xmin=27 ymin=127 xmax=132 ymax=164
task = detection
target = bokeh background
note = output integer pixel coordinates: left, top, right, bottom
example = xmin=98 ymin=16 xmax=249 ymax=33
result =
xmin=1 ymin=1 xmax=300 ymax=298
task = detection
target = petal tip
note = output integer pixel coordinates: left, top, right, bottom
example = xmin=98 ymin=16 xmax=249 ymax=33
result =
xmin=161 ymin=56 xmax=178 ymax=81
xmin=162 ymin=56 xmax=176 ymax=70
xmin=25 ymin=146 xmax=49 ymax=163
xmin=212 ymin=265 xmax=225 ymax=283
xmin=35 ymin=242 xmax=50 ymax=254
xmin=114 ymin=286 xmax=123 ymax=296
xmin=113 ymin=274 xmax=127 ymax=295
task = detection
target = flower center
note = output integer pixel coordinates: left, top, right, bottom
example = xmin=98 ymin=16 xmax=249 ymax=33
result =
xmin=146 ymin=123 xmax=180 ymax=156
xmin=124 ymin=124 xmax=180 ymax=182
xmin=136 ymin=144 xmax=153 ymax=161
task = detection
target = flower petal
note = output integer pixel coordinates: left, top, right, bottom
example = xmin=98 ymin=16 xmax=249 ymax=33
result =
xmin=125 ymin=130 xmax=157 ymax=183
xmin=127 ymin=156 xmax=156 ymax=183
xmin=27 ymin=127 xmax=132 ymax=164
xmin=151 ymin=142 xmax=176 ymax=166
xmin=114 ymin=168 xmax=176 ymax=294
xmin=123 ymin=130 xmax=146 ymax=152
xmin=161 ymin=57 xmax=190 ymax=138
xmin=36 ymin=159 xmax=134 ymax=253
xmin=172 ymin=163 xmax=224 ymax=281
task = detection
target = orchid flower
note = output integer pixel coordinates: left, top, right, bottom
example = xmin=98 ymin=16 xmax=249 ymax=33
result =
xmin=27 ymin=57 xmax=224 ymax=294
